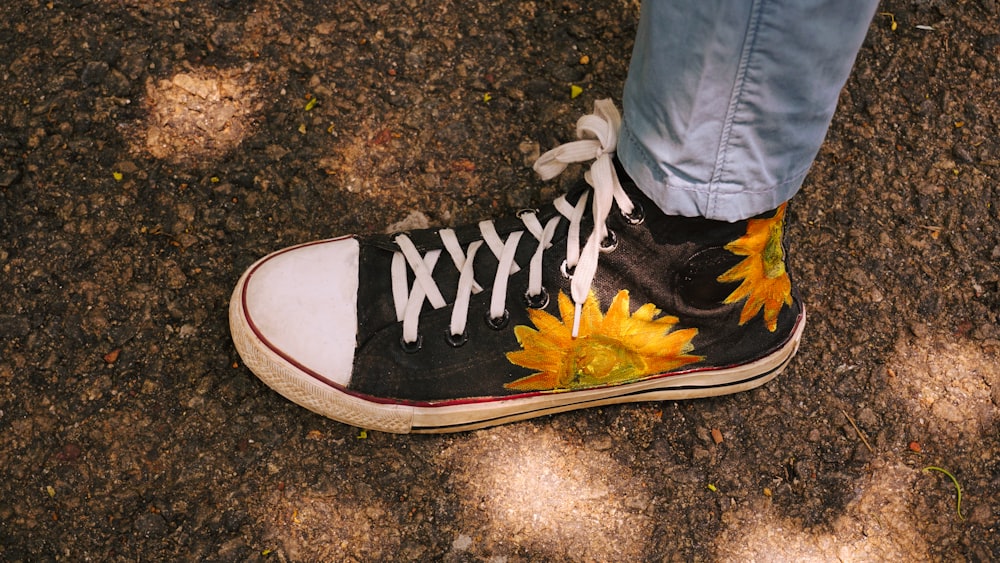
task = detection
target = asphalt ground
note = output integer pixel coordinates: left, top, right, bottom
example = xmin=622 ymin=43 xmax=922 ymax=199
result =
xmin=1 ymin=1 xmax=998 ymax=560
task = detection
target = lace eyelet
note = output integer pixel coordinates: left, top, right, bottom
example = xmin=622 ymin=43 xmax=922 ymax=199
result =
xmin=560 ymin=260 xmax=576 ymax=280
xmin=600 ymin=229 xmax=618 ymax=253
xmin=622 ymin=201 xmax=645 ymax=225
xmin=400 ymin=334 xmax=423 ymax=354
xmin=516 ymin=208 xmax=539 ymax=218
xmin=524 ymin=287 xmax=550 ymax=309
xmin=485 ymin=310 xmax=510 ymax=330
xmin=445 ymin=329 xmax=469 ymax=348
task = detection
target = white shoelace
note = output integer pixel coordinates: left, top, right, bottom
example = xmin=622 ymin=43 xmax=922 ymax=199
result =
xmin=391 ymin=99 xmax=637 ymax=345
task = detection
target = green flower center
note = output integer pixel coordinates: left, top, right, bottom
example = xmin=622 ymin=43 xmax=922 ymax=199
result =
xmin=762 ymin=223 xmax=786 ymax=279
xmin=560 ymin=335 xmax=645 ymax=388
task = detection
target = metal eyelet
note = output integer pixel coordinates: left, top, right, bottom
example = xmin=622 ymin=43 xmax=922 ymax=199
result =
xmin=445 ymin=329 xmax=469 ymax=348
xmin=524 ymin=287 xmax=550 ymax=309
xmin=485 ymin=310 xmax=510 ymax=330
xmin=516 ymin=208 xmax=538 ymax=218
xmin=400 ymin=334 xmax=423 ymax=354
xmin=622 ymin=201 xmax=645 ymax=225
xmin=560 ymin=260 xmax=576 ymax=280
xmin=600 ymin=229 xmax=618 ymax=253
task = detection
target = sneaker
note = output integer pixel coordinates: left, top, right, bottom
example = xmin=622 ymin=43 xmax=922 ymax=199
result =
xmin=229 ymin=100 xmax=805 ymax=433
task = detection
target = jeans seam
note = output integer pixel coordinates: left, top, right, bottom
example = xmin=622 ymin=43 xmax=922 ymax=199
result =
xmin=709 ymin=0 xmax=764 ymax=218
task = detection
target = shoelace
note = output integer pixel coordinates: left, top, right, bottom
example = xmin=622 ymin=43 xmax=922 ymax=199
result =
xmin=390 ymin=99 xmax=639 ymax=348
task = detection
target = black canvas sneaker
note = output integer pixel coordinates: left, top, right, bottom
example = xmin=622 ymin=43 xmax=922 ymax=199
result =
xmin=230 ymin=100 xmax=805 ymax=433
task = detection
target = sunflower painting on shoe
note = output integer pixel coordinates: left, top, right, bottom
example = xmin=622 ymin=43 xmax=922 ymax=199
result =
xmin=505 ymin=290 xmax=701 ymax=392
xmin=717 ymin=204 xmax=793 ymax=332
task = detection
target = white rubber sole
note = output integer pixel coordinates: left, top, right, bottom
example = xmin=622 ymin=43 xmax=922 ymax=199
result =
xmin=230 ymin=264 xmax=806 ymax=434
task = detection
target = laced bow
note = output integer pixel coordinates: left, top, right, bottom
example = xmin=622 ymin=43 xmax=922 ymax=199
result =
xmin=391 ymin=99 xmax=636 ymax=346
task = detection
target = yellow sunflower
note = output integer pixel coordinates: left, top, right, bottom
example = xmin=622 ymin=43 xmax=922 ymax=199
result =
xmin=717 ymin=203 xmax=792 ymax=332
xmin=504 ymin=290 xmax=701 ymax=392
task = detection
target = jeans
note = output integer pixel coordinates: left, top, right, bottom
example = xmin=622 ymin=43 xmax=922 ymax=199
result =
xmin=617 ymin=0 xmax=879 ymax=221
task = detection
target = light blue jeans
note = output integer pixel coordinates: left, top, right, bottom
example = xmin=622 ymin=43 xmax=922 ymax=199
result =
xmin=618 ymin=0 xmax=879 ymax=221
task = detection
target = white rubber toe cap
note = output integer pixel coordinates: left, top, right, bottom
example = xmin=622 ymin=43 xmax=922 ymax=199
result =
xmin=239 ymin=237 xmax=360 ymax=386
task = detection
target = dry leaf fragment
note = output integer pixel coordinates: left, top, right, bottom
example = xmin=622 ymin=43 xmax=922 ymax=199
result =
xmin=711 ymin=428 xmax=723 ymax=444
xmin=103 ymin=349 xmax=121 ymax=364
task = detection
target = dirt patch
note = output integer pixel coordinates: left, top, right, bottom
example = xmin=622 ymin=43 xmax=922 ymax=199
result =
xmin=140 ymin=68 xmax=262 ymax=161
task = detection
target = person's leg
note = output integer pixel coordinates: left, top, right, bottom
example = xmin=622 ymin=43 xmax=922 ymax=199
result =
xmin=618 ymin=0 xmax=878 ymax=222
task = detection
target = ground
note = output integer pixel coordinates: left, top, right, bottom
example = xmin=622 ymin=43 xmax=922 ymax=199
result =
xmin=1 ymin=0 xmax=998 ymax=561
